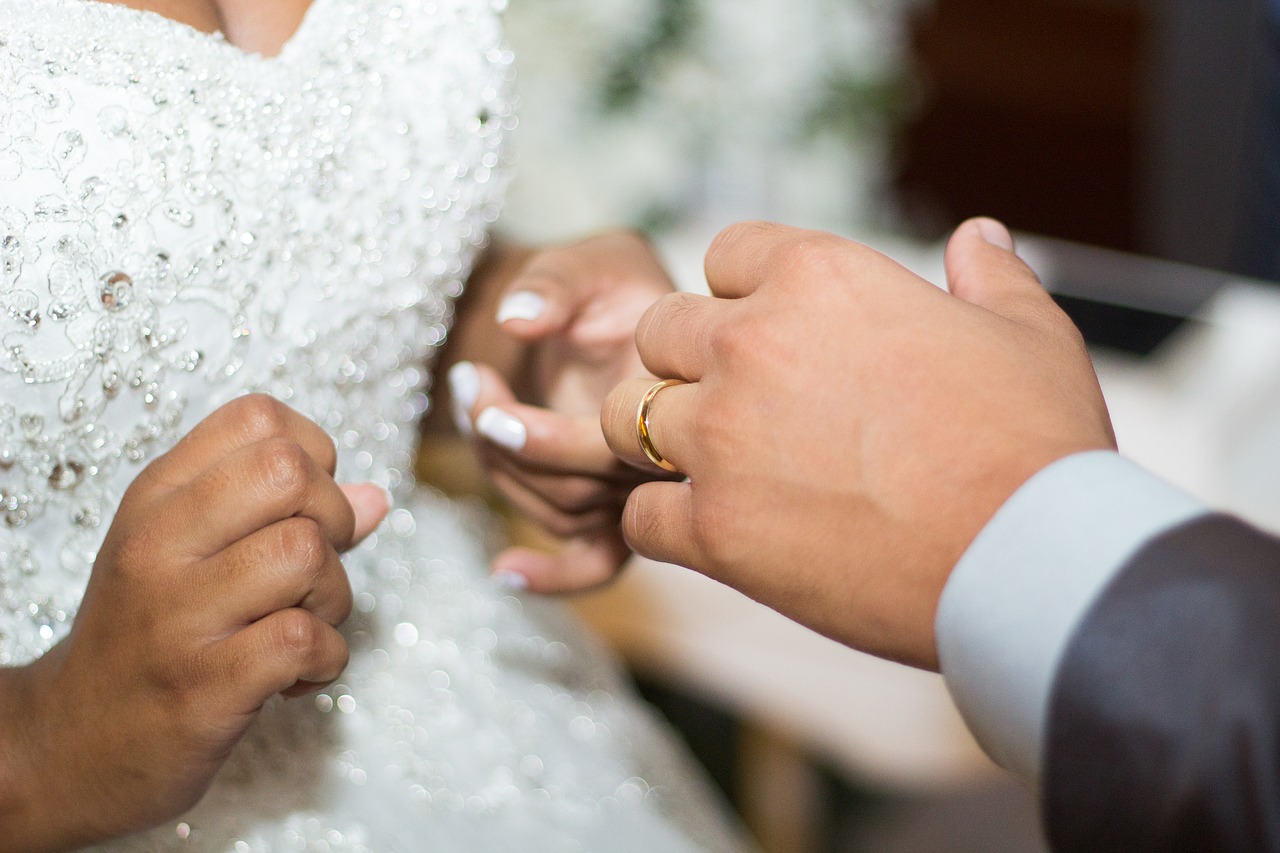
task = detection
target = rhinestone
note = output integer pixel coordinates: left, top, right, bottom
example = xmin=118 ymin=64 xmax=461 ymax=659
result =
xmin=48 ymin=460 xmax=85 ymax=490
xmin=98 ymin=271 xmax=133 ymax=311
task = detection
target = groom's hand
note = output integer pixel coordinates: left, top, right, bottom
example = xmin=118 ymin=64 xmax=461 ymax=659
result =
xmin=601 ymin=218 xmax=1115 ymax=669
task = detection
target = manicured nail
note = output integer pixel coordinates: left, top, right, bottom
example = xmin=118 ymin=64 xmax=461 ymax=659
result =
xmin=492 ymin=569 xmax=529 ymax=591
xmin=496 ymin=291 xmax=546 ymax=324
xmin=448 ymin=361 xmax=479 ymax=436
xmin=448 ymin=361 xmax=479 ymax=410
xmin=976 ymin=217 xmax=1014 ymax=251
xmin=476 ymin=406 xmax=527 ymax=451
xmin=377 ymin=484 xmax=395 ymax=511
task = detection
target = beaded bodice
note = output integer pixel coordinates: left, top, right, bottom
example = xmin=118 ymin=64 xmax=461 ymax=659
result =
xmin=0 ymin=0 xmax=512 ymax=664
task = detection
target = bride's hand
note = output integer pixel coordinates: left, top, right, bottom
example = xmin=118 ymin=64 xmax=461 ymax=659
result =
xmin=449 ymin=230 xmax=678 ymax=592
xmin=0 ymin=395 xmax=388 ymax=851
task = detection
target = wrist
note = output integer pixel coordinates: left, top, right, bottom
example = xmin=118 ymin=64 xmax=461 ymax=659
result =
xmin=937 ymin=451 xmax=1205 ymax=780
xmin=0 ymin=649 xmax=97 ymax=852
xmin=0 ymin=661 xmax=51 ymax=850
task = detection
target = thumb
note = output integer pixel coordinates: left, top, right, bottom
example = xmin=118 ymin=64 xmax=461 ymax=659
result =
xmin=944 ymin=217 xmax=1057 ymax=328
xmin=340 ymin=482 xmax=391 ymax=547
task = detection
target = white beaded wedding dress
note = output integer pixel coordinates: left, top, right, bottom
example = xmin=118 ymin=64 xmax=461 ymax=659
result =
xmin=0 ymin=0 xmax=746 ymax=849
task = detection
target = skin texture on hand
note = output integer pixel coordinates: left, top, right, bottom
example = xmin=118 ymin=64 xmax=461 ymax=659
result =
xmin=601 ymin=218 xmax=1117 ymax=670
xmin=446 ymin=231 xmax=682 ymax=592
xmin=0 ymin=395 xmax=387 ymax=852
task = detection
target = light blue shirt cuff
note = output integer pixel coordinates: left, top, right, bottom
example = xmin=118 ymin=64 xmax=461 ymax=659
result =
xmin=935 ymin=451 xmax=1208 ymax=784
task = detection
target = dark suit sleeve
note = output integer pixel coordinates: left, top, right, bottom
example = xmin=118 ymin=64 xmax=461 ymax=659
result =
xmin=1043 ymin=513 xmax=1280 ymax=853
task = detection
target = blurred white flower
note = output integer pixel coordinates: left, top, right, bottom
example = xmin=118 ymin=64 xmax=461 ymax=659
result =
xmin=502 ymin=0 xmax=922 ymax=240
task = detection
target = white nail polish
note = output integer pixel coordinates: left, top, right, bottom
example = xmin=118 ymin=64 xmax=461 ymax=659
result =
xmin=448 ymin=362 xmax=479 ymax=436
xmin=492 ymin=570 xmax=529 ymax=591
xmin=377 ymin=483 xmax=395 ymax=511
xmin=448 ymin=361 xmax=479 ymax=410
xmin=496 ymin=291 xmax=547 ymax=324
xmin=476 ymin=406 xmax=527 ymax=451
xmin=453 ymin=408 xmax=474 ymax=438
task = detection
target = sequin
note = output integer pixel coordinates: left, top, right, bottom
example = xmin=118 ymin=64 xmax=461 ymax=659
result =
xmin=0 ymin=0 xmax=744 ymax=850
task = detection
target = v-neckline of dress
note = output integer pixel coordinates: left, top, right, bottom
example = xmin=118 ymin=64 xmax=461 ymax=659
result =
xmin=59 ymin=0 xmax=327 ymax=66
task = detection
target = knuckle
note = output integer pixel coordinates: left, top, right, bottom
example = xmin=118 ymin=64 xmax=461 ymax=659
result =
xmin=634 ymin=294 xmax=679 ymax=356
xmin=107 ymin=523 xmax=166 ymax=579
xmin=706 ymin=221 xmax=770 ymax=268
xmin=231 ymin=394 xmax=292 ymax=442
xmin=274 ymin=609 xmax=320 ymax=658
xmin=774 ymin=234 xmax=844 ymax=282
xmin=256 ymin=438 xmax=313 ymax=502
xmin=276 ymin=517 xmax=328 ymax=576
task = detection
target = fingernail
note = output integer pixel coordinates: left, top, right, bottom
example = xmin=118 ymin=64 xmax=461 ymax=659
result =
xmin=448 ymin=361 xmax=479 ymax=436
xmin=377 ymin=483 xmax=395 ymax=511
xmin=492 ymin=569 xmax=529 ymax=591
xmin=448 ymin=361 xmax=480 ymax=410
xmin=476 ymin=406 xmax=527 ymax=451
xmin=496 ymin=291 xmax=547 ymax=324
xmin=976 ymin=217 xmax=1015 ymax=251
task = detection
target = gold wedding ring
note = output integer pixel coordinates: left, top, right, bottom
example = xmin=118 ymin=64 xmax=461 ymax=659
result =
xmin=636 ymin=379 xmax=686 ymax=473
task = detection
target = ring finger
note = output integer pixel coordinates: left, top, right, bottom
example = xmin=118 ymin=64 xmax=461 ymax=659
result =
xmin=602 ymin=377 xmax=699 ymax=476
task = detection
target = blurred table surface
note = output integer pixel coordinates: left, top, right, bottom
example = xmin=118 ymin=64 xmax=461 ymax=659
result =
xmin=567 ymin=224 xmax=1280 ymax=793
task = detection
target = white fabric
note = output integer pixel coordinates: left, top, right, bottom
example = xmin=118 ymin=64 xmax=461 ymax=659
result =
xmin=936 ymin=451 xmax=1207 ymax=784
xmin=0 ymin=2 xmax=744 ymax=849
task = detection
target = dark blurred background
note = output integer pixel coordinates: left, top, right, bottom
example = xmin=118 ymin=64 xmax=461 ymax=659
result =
xmin=896 ymin=0 xmax=1280 ymax=280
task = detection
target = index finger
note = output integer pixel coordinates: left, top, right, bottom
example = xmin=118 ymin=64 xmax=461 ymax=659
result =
xmin=142 ymin=395 xmax=338 ymax=490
